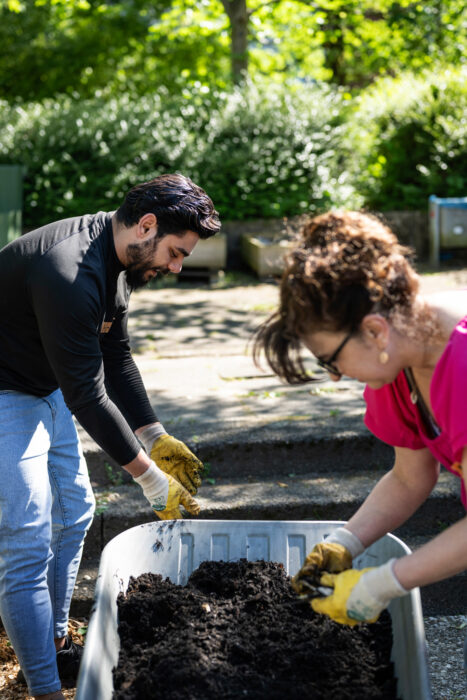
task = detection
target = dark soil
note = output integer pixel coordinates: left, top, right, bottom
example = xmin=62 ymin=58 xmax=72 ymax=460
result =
xmin=113 ymin=559 xmax=400 ymax=700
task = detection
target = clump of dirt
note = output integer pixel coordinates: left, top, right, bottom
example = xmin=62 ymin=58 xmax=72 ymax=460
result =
xmin=113 ymin=559 xmax=400 ymax=700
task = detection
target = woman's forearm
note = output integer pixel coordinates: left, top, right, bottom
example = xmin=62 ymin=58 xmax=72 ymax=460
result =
xmin=393 ymin=516 xmax=467 ymax=590
xmin=345 ymin=447 xmax=439 ymax=549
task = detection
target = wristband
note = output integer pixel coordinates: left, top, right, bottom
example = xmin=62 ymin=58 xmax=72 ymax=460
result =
xmin=138 ymin=423 xmax=167 ymax=454
xmin=325 ymin=527 xmax=365 ymax=559
xmin=362 ymin=558 xmax=408 ymax=599
xmin=346 ymin=558 xmax=408 ymax=622
xmin=133 ymin=461 xmax=169 ymax=510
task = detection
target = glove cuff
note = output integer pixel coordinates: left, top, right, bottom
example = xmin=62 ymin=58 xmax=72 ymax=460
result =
xmin=364 ymin=558 xmax=408 ymax=600
xmin=133 ymin=461 xmax=169 ymax=510
xmin=326 ymin=527 xmax=365 ymax=559
xmin=138 ymin=423 xmax=167 ymax=453
xmin=345 ymin=559 xmax=408 ymax=623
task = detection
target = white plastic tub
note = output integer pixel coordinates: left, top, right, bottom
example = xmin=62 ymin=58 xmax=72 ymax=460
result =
xmin=76 ymin=520 xmax=432 ymax=700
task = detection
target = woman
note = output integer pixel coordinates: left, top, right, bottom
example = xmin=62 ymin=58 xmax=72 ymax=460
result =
xmin=254 ymin=210 xmax=467 ymax=631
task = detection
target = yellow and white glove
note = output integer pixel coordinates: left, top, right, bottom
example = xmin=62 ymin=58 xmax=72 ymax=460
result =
xmin=134 ymin=461 xmax=201 ymax=520
xmin=139 ymin=424 xmax=204 ymax=495
xmin=311 ymin=559 xmax=408 ymax=626
xmin=292 ymin=527 xmax=364 ymax=594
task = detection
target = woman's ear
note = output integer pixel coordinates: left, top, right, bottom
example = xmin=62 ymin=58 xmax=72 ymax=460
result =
xmin=137 ymin=213 xmax=157 ymax=240
xmin=360 ymin=314 xmax=389 ymax=349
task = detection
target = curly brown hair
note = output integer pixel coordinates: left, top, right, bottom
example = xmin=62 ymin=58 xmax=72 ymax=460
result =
xmin=253 ymin=211 xmax=421 ymax=384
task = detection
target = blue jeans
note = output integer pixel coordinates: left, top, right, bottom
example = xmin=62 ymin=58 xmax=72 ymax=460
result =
xmin=0 ymin=389 xmax=95 ymax=696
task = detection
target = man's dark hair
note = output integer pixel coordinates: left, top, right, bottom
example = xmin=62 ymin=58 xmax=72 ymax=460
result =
xmin=116 ymin=173 xmax=221 ymax=239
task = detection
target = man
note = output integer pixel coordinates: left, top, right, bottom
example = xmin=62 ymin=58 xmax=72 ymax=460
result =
xmin=0 ymin=173 xmax=220 ymax=700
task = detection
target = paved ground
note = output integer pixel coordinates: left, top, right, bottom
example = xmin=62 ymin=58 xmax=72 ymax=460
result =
xmin=76 ymin=265 xmax=467 ymax=699
xmin=81 ymin=266 xmax=467 ymax=475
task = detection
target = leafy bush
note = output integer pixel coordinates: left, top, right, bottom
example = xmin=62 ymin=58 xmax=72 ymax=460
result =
xmin=190 ymin=82 xmax=358 ymax=220
xmin=7 ymin=69 xmax=467 ymax=227
xmin=0 ymin=82 xmax=358 ymax=228
xmin=348 ymin=67 xmax=467 ymax=210
xmin=0 ymin=90 xmax=211 ymax=226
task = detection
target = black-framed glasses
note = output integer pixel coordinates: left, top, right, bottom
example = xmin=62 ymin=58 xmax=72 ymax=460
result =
xmin=316 ymin=331 xmax=353 ymax=376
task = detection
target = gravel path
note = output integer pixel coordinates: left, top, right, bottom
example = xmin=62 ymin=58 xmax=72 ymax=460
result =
xmin=425 ymin=615 xmax=467 ymax=699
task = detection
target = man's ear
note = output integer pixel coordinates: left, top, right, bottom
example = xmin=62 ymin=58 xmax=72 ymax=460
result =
xmin=137 ymin=213 xmax=157 ymax=240
xmin=360 ymin=314 xmax=389 ymax=349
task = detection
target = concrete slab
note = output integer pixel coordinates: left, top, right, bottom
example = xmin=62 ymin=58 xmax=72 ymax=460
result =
xmin=79 ymin=267 xmax=467 ymax=481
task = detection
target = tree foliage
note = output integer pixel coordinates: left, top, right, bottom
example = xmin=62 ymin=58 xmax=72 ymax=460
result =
xmin=0 ymin=0 xmax=466 ymax=100
xmin=0 ymin=0 xmax=158 ymax=100
xmin=1 ymin=0 xmax=466 ymax=220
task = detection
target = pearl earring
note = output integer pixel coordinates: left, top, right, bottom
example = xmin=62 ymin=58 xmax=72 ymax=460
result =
xmin=379 ymin=350 xmax=389 ymax=364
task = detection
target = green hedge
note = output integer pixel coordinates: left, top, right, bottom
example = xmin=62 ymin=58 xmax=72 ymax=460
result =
xmin=347 ymin=67 xmax=467 ymax=210
xmin=1 ymin=71 xmax=467 ymax=229
xmin=190 ymin=84 xmax=357 ymax=220
xmin=0 ymin=82 xmax=356 ymax=228
xmin=0 ymin=90 xmax=204 ymax=227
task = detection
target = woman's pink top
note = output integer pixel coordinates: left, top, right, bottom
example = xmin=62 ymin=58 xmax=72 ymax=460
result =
xmin=364 ymin=315 xmax=467 ymax=507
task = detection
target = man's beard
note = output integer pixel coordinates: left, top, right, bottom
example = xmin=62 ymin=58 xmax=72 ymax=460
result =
xmin=125 ymin=236 xmax=170 ymax=290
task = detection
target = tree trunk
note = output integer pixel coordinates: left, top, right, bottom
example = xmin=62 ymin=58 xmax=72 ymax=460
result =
xmin=322 ymin=11 xmax=346 ymax=85
xmin=221 ymin=0 xmax=249 ymax=84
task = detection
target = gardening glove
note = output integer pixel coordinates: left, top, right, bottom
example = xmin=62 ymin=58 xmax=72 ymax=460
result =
xmin=291 ymin=527 xmax=364 ymax=594
xmin=139 ymin=423 xmax=204 ymax=495
xmin=134 ymin=461 xmax=201 ymax=520
xmin=311 ymin=559 xmax=408 ymax=626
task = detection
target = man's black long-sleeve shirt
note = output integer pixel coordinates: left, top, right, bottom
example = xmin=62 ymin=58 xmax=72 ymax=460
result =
xmin=0 ymin=211 xmax=157 ymax=465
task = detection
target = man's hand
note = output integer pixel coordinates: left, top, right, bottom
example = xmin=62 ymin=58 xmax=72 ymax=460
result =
xmin=311 ymin=559 xmax=407 ymax=626
xmin=291 ymin=528 xmax=364 ymax=594
xmin=134 ymin=461 xmax=201 ymax=520
xmin=138 ymin=425 xmax=204 ymax=495
xmin=155 ymin=473 xmax=200 ymax=520
xmin=150 ymin=434 xmax=204 ymax=495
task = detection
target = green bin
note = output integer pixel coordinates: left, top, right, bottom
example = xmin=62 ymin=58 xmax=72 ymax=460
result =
xmin=0 ymin=164 xmax=23 ymax=249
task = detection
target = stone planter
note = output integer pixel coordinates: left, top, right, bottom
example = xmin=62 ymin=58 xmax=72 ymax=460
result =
xmin=241 ymin=233 xmax=293 ymax=277
xmin=183 ymin=232 xmax=227 ymax=270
